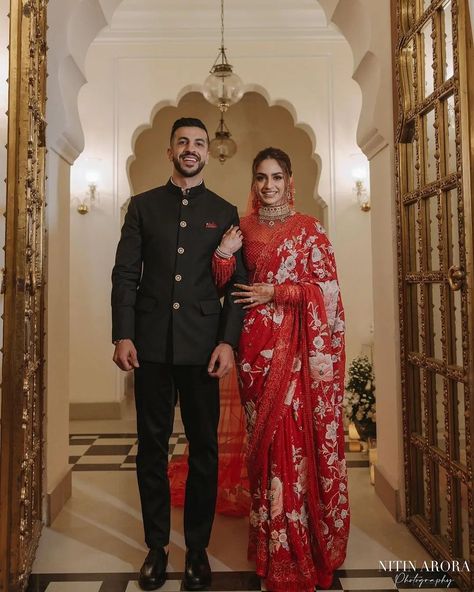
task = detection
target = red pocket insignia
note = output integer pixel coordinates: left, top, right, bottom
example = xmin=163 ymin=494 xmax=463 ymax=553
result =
xmin=205 ymin=222 xmax=218 ymax=228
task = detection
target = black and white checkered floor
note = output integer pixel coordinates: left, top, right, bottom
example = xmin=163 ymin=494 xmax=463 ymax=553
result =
xmin=68 ymin=433 xmax=188 ymax=471
xmin=26 ymin=568 xmax=460 ymax=591
xmin=67 ymin=432 xmax=370 ymax=472
xmin=25 ymin=431 xmax=460 ymax=591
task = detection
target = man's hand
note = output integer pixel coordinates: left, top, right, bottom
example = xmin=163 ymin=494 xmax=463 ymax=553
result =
xmin=208 ymin=343 xmax=234 ymax=378
xmin=113 ymin=339 xmax=140 ymax=371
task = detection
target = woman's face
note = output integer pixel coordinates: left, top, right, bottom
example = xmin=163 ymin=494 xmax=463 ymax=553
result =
xmin=254 ymin=158 xmax=288 ymax=207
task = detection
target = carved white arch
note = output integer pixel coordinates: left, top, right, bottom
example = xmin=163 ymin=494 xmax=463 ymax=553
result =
xmin=124 ymin=83 xmax=325 ymax=210
xmin=318 ymin=0 xmax=392 ymax=158
xmin=47 ymin=0 xmax=122 ymax=163
xmin=47 ymin=0 xmax=391 ymax=163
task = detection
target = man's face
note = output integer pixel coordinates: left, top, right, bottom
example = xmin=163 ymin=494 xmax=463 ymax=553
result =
xmin=168 ymin=126 xmax=209 ymax=178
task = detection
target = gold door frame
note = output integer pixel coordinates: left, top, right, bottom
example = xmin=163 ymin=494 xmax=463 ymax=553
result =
xmin=0 ymin=1 xmax=47 ymax=591
xmin=393 ymin=0 xmax=473 ymax=589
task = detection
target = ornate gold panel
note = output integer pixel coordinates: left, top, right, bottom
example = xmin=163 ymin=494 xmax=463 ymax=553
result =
xmin=0 ymin=1 xmax=47 ymax=591
xmin=394 ymin=0 xmax=474 ymax=589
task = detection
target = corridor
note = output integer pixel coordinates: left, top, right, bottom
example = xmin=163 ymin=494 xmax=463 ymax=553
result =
xmin=26 ymin=402 xmax=449 ymax=592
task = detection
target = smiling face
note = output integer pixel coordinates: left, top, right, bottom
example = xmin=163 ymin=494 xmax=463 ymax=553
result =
xmin=167 ymin=126 xmax=209 ymax=179
xmin=253 ymin=158 xmax=289 ymax=207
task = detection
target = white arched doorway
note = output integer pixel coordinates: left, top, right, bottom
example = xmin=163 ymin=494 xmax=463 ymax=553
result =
xmin=44 ymin=0 xmax=389 ymax=525
xmin=38 ymin=0 xmax=393 ymax=586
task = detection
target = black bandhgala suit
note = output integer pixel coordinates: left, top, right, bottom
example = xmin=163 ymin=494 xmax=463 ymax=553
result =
xmin=111 ymin=179 xmax=246 ymax=549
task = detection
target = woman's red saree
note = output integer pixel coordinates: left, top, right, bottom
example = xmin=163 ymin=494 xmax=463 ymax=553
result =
xmin=171 ymin=212 xmax=349 ymax=590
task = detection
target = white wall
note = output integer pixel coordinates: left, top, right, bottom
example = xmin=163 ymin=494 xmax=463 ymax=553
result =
xmin=69 ymin=34 xmax=374 ymax=410
xmin=44 ymin=150 xmax=72 ymax=505
xmin=320 ymin=0 xmax=404 ymax=516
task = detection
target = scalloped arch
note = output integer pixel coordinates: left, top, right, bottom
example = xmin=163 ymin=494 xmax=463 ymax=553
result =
xmin=124 ymin=84 xmax=325 ymax=210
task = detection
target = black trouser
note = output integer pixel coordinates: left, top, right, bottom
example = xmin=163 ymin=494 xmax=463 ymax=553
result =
xmin=134 ymin=362 xmax=220 ymax=549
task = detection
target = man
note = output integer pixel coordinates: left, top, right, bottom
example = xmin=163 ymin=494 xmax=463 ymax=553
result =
xmin=111 ymin=117 xmax=246 ymax=591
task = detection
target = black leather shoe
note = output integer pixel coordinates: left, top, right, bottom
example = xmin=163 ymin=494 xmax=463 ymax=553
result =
xmin=138 ymin=547 xmax=168 ymax=591
xmin=183 ymin=548 xmax=211 ymax=591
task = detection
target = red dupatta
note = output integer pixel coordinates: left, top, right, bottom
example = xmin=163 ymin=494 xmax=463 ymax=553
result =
xmin=243 ymin=213 xmax=340 ymax=576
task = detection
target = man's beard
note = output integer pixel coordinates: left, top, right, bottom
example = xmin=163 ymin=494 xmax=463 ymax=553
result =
xmin=173 ymin=154 xmax=206 ymax=178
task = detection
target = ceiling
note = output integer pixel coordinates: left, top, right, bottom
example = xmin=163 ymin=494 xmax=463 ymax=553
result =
xmin=96 ymin=0 xmax=342 ymax=42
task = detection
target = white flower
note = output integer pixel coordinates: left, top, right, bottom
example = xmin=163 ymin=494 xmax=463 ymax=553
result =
xmin=284 ymin=255 xmax=296 ymax=271
xmin=338 ymin=492 xmax=348 ymax=505
xmin=275 ymin=266 xmax=290 ymax=284
xmin=325 ymin=420 xmax=338 ymax=442
xmin=286 ymin=510 xmax=299 ymax=522
xmin=272 ymin=308 xmax=284 ymax=325
xmin=313 ymin=336 xmax=325 ymax=350
xmin=317 ymin=280 xmax=339 ymax=328
xmin=311 ymin=245 xmax=323 ymax=262
xmin=309 ymin=353 xmax=333 ymax=383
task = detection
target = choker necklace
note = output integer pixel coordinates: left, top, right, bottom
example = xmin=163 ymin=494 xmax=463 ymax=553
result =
xmin=258 ymin=202 xmax=292 ymax=226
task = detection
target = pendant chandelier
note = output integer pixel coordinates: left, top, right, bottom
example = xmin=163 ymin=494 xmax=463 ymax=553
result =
xmin=203 ymin=0 xmax=244 ymax=112
xmin=209 ymin=113 xmax=237 ymax=164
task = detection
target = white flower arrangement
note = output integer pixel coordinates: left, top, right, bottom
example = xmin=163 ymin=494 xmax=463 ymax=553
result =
xmin=343 ymin=356 xmax=376 ymax=433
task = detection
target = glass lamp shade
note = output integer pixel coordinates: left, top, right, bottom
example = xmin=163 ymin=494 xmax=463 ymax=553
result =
xmin=203 ymin=64 xmax=244 ymax=111
xmin=209 ymin=131 xmax=237 ymax=164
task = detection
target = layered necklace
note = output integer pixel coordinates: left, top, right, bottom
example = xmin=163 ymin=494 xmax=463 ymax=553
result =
xmin=258 ymin=202 xmax=293 ymax=226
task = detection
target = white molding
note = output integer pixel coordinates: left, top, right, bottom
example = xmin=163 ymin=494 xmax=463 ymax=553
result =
xmin=95 ymin=27 xmax=345 ymax=43
xmin=49 ymin=133 xmax=82 ymax=166
xmin=103 ymin=2 xmax=331 ymax=34
xmin=360 ymin=129 xmax=389 ymax=161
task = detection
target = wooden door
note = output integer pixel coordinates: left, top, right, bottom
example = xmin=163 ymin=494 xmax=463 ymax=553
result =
xmin=393 ymin=0 xmax=473 ymax=589
xmin=0 ymin=1 xmax=47 ymax=590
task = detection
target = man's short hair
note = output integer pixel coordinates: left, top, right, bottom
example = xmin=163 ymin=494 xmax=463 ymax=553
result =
xmin=170 ymin=117 xmax=209 ymax=143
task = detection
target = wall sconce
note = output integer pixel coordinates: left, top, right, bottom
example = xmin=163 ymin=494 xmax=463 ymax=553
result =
xmin=77 ymin=170 xmax=99 ymax=215
xmin=350 ymin=154 xmax=370 ymax=212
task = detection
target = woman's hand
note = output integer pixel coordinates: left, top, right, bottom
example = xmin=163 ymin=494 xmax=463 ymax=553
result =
xmin=218 ymin=225 xmax=243 ymax=256
xmin=232 ymin=283 xmax=275 ymax=309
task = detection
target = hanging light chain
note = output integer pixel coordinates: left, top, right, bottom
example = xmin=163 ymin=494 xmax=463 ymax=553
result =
xmin=203 ymin=0 xmax=244 ymax=111
xmin=220 ymin=0 xmax=225 ymax=49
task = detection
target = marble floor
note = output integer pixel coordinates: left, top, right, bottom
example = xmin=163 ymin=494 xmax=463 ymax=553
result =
xmin=27 ymin=405 xmax=459 ymax=592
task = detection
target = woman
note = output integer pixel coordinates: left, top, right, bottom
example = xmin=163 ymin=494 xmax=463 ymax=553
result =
xmin=212 ymin=147 xmax=349 ymax=591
